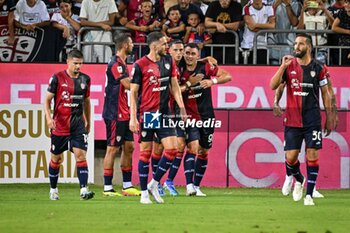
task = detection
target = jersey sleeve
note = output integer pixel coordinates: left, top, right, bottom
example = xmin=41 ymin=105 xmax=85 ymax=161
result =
xmin=47 ymin=75 xmax=58 ymax=94
xmin=205 ymin=62 xmax=218 ymax=78
xmin=131 ymin=63 xmax=142 ymax=85
xmin=111 ymin=62 xmax=129 ymax=81
xmin=319 ymin=64 xmax=329 ymax=87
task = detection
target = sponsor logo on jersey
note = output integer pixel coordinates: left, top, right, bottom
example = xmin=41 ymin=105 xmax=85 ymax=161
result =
xmin=291 ymin=78 xmax=300 ymax=89
xmin=293 ymin=91 xmax=309 ymax=96
xmin=152 ymin=86 xmax=167 ymax=92
xmin=62 ymin=91 xmax=70 ymax=99
xmin=291 ymin=71 xmax=296 ymax=75
xmin=159 ymin=76 xmax=169 ymax=82
xmin=63 ymin=103 xmax=79 ymax=107
xmin=61 ymin=83 xmax=68 ymax=87
xmin=188 ymin=93 xmax=202 ymax=99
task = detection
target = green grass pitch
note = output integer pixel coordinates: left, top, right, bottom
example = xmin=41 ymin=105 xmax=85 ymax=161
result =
xmin=0 ymin=184 xmax=349 ymax=233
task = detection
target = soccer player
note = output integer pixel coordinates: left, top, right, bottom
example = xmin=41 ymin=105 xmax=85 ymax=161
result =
xmin=270 ymin=33 xmax=333 ymax=206
xmin=273 ymin=77 xmax=339 ymax=198
xmin=44 ymin=49 xmax=94 ymax=201
xmin=129 ymin=31 xmax=186 ymax=204
xmin=152 ymin=40 xmax=214 ymax=196
xmin=180 ymin=43 xmax=231 ymax=196
xmin=102 ymin=33 xmax=141 ymax=197
xmin=151 ymin=40 xmax=185 ymax=196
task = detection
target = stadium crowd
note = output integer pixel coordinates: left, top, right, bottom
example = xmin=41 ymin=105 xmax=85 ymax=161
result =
xmin=1 ymin=0 xmax=350 ymax=65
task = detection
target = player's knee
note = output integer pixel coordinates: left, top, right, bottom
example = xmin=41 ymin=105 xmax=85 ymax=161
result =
xmin=176 ymin=151 xmax=184 ymax=158
xmin=140 ymin=150 xmax=152 ymax=163
xmin=124 ymin=142 xmax=134 ymax=155
xmin=197 ymin=151 xmax=208 ymax=160
xmin=76 ymin=159 xmax=88 ymax=167
xmin=49 ymin=159 xmax=61 ymax=169
xmin=306 ymin=159 xmax=319 ymax=167
xmin=164 ymin=149 xmax=177 ymax=160
xmin=121 ymin=166 xmax=132 ymax=172
xmin=177 ymin=140 xmax=186 ymax=151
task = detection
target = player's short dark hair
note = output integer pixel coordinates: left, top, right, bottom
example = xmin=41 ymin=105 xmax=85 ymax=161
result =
xmin=296 ymin=33 xmax=313 ymax=48
xmin=147 ymin=31 xmax=164 ymax=46
xmin=67 ymin=49 xmax=84 ymax=59
xmin=184 ymin=43 xmax=199 ymax=51
xmin=114 ymin=33 xmax=131 ymax=50
xmin=169 ymin=39 xmax=183 ymax=48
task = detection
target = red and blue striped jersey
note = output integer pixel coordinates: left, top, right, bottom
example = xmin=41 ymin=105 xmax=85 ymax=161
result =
xmin=102 ymin=55 xmax=130 ymax=121
xmin=283 ymin=58 xmax=329 ymax=127
xmin=47 ymin=70 xmax=90 ymax=136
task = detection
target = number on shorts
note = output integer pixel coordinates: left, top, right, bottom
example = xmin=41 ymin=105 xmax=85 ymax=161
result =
xmin=83 ymin=134 xmax=89 ymax=143
xmin=312 ymin=130 xmax=321 ymax=141
xmin=208 ymin=134 xmax=213 ymax=143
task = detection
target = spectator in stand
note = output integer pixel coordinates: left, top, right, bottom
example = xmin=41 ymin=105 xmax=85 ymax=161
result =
xmin=43 ymin=0 xmax=60 ymax=16
xmin=297 ymin=0 xmax=334 ymax=64
xmin=118 ymin=0 xmax=165 ymax=26
xmin=71 ymin=0 xmax=81 ymax=15
xmin=0 ymin=0 xmax=16 ymax=46
xmin=14 ymin=0 xmax=50 ymax=31
xmin=268 ymin=0 xmax=302 ymax=64
xmin=79 ymin=0 xmax=118 ymax=63
xmin=332 ymin=0 xmax=350 ymax=65
xmin=328 ymin=0 xmax=345 ymax=65
xmin=240 ymin=0 xmax=275 ymax=64
xmin=183 ymin=11 xmax=212 ymax=57
xmin=191 ymin=0 xmax=208 ymax=15
xmin=125 ymin=0 xmax=162 ymax=58
xmin=162 ymin=5 xmax=186 ymax=41
xmin=174 ymin=0 xmax=204 ymax=28
xmin=205 ymin=0 xmax=243 ymax=64
xmin=51 ymin=0 xmax=80 ymax=60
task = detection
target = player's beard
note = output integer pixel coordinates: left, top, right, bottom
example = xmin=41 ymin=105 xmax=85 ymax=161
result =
xmin=73 ymin=68 xmax=80 ymax=75
xmin=293 ymin=48 xmax=307 ymax=58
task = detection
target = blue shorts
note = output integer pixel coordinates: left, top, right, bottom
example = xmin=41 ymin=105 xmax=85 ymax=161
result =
xmin=284 ymin=125 xmax=322 ymax=151
xmin=51 ymin=133 xmax=88 ymax=155
xmin=139 ymin=123 xmax=177 ymax=143
xmin=186 ymin=126 xmax=214 ymax=149
xmin=104 ymin=119 xmax=134 ymax=147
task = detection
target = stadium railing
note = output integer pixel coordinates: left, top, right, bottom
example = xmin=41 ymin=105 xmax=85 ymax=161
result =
xmin=77 ymin=27 xmax=240 ymax=64
xmin=252 ymin=29 xmax=350 ymax=65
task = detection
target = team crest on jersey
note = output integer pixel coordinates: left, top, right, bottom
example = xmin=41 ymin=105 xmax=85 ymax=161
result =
xmin=141 ymin=131 xmax=147 ymax=137
xmin=0 ymin=26 xmax=44 ymax=62
xmin=116 ymin=136 xmax=121 ymax=142
xmin=80 ymin=83 xmax=86 ymax=90
xmin=117 ymin=66 xmax=123 ymax=73
xmin=310 ymin=71 xmax=316 ymax=77
xmin=165 ymin=63 xmax=170 ymax=70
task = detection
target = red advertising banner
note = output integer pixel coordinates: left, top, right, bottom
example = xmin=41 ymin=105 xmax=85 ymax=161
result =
xmin=0 ymin=64 xmax=349 ymax=188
